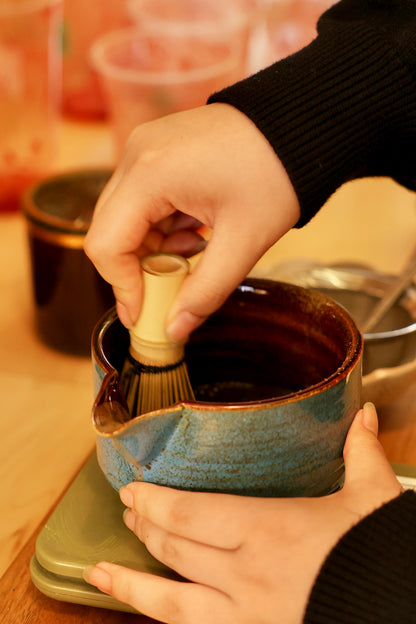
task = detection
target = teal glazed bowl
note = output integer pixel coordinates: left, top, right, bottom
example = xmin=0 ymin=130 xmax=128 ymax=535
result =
xmin=91 ymin=278 xmax=363 ymax=497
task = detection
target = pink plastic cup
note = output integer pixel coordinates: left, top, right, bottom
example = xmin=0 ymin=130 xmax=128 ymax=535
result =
xmin=0 ymin=0 xmax=62 ymax=212
xmin=90 ymin=27 xmax=243 ymax=156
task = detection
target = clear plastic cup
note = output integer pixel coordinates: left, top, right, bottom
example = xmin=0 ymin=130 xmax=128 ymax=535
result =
xmin=126 ymin=0 xmax=258 ymax=78
xmin=62 ymin=0 xmax=131 ymax=120
xmin=0 ymin=0 xmax=62 ymax=212
xmin=264 ymin=0 xmax=336 ymax=63
xmin=292 ymin=0 xmax=337 ymax=23
xmin=90 ymin=27 xmax=242 ymax=156
xmin=268 ymin=17 xmax=316 ymax=61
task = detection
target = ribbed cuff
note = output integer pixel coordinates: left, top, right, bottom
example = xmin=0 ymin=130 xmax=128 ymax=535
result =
xmin=304 ymin=490 xmax=416 ymax=623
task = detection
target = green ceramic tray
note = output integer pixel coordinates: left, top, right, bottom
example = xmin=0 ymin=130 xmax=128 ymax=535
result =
xmin=30 ymin=453 xmax=416 ymax=613
xmin=30 ymin=452 xmax=180 ymax=614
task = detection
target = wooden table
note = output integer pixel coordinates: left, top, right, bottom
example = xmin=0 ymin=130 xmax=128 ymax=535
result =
xmin=0 ymin=118 xmax=416 ymax=622
xmin=2 ymin=397 xmax=416 ymax=624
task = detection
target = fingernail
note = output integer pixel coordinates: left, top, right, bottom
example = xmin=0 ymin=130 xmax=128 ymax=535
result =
xmin=362 ymin=402 xmax=378 ymax=435
xmin=123 ymin=507 xmax=135 ymax=531
xmin=82 ymin=564 xmax=96 ymax=584
xmin=119 ymin=485 xmax=133 ymax=508
xmin=116 ymin=301 xmax=133 ymax=329
xmin=166 ymin=313 xmax=186 ymax=341
xmin=83 ymin=564 xmax=112 ymax=593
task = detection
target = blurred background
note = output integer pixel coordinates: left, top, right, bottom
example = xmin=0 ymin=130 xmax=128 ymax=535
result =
xmin=1 ymin=0 xmax=416 ymax=583
xmin=0 ymin=0 xmax=339 ymax=212
xmin=2 ymin=0 xmax=414 ymax=260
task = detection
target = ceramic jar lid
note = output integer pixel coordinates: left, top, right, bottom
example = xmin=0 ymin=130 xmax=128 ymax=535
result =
xmin=23 ymin=169 xmax=112 ymax=243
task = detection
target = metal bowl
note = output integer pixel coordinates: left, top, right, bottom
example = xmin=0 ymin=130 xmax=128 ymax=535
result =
xmin=255 ymin=260 xmax=416 ymax=405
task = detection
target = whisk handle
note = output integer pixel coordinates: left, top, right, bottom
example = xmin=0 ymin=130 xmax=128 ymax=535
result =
xmin=130 ymin=253 xmax=190 ymax=347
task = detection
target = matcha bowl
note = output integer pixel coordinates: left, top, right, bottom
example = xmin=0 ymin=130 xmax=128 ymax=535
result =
xmin=91 ymin=278 xmax=362 ymax=497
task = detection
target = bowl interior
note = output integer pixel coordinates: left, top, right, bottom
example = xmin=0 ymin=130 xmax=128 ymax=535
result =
xmin=97 ymin=278 xmax=361 ymax=406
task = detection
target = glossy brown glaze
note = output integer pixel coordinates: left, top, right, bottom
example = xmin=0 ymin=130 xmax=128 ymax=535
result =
xmin=91 ymin=279 xmax=363 ymax=497
xmin=23 ymin=170 xmax=115 ymax=355
xmin=94 ymin=278 xmax=362 ymax=409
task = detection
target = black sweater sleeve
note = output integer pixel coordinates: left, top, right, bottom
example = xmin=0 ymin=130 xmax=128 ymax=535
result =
xmin=304 ymin=490 xmax=416 ymax=623
xmin=209 ymin=4 xmax=416 ymax=621
xmin=208 ymin=0 xmax=416 ymax=226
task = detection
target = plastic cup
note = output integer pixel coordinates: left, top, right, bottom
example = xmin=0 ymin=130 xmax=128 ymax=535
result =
xmin=62 ymin=0 xmax=131 ymax=120
xmin=267 ymin=17 xmax=316 ymax=61
xmin=90 ymin=27 xmax=243 ymax=156
xmin=292 ymin=0 xmax=337 ymax=23
xmin=264 ymin=0 xmax=336 ymax=63
xmin=126 ymin=0 xmax=257 ymax=77
xmin=0 ymin=0 xmax=62 ymax=213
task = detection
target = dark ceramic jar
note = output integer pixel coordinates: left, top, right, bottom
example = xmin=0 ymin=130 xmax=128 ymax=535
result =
xmin=23 ymin=169 xmax=115 ymax=355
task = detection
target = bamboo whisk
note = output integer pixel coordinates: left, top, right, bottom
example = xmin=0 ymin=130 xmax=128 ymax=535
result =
xmin=120 ymin=253 xmax=195 ymax=417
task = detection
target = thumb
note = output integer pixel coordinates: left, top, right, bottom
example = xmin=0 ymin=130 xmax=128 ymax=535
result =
xmin=166 ymin=231 xmax=263 ymax=341
xmin=166 ymin=207 xmax=299 ymax=341
xmin=342 ymin=402 xmax=403 ymax=503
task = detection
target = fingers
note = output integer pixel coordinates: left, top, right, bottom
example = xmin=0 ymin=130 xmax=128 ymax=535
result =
xmin=166 ymin=241 xmax=253 ymax=340
xmin=86 ymin=171 xmax=206 ymax=328
xmin=166 ymin=178 xmax=300 ymax=341
xmin=86 ymin=104 xmax=301 ymax=337
xmin=85 ymin=155 xmax=180 ymax=326
xmin=119 ymin=483 xmax=258 ymax=549
xmin=159 ymin=230 xmax=207 ymax=258
xmin=342 ymin=402 xmax=403 ymax=506
xmin=86 ymin=202 xmax=203 ymax=328
xmin=83 ymin=562 xmax=232 ymax=624
xmin=166 ymin=223 xmax=284 ymax=341
xmin=85 ymin=190 xmax=149 ymax=327
xmin=124 ymin=509 xmax=232 ymax=589
xmin=157 ymin=213 xmax=203 ymax=235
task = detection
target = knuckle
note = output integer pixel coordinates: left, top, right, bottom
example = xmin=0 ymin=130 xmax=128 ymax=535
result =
xmin=156 ymin=533 xmax=179 ymax=568
xmin=141 ymin=527 xmax=180 ymax=570
xmin=123 ymin=124 xmax=146 ymax=153
xmin=83 ymin=232 xmax=106 ymax=265
xmin=82 ymin=232 xmax=96 ymax=260
xmin=111 ymin=572 xmax=137 ymax=608
xmin=134 ymin=515 xmax=147 ymax=541
xmin=158 ymin=592 xmax=184 ymax=624
xmin=166 ymin=494 xmax=191 ymax=527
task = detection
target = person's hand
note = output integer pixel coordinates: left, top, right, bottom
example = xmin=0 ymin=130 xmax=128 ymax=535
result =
xmin=83 ymin=403 xmax=403 ymax=623
xmin=84 ymin=103 xmax=300 ymax=340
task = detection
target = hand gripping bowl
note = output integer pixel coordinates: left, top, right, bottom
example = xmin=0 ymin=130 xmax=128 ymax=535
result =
xmin=91 ymin=278 xmax=363 ymax=497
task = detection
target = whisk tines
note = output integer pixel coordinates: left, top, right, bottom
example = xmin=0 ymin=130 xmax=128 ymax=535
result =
xmin=121 ymin=350 xmax=194 ymax=416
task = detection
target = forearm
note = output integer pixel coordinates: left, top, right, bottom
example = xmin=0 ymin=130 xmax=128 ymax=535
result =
xmin=208 ymin=0 xmax=416 ymax=226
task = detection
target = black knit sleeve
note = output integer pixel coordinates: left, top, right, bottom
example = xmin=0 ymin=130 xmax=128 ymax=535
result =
xmin=303 ymin=490 xmax=416 ymax=623
xmin=208 ymin=0 xmax=416 ymax=227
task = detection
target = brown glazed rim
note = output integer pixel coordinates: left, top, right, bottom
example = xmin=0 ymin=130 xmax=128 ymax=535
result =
xmin=21 ymin=167 xmax=113 ymax=237
xmin=26 ymin=221 xmax=86 ymax=249
xmin=92 ymin=281 xmax=363 ymax=425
